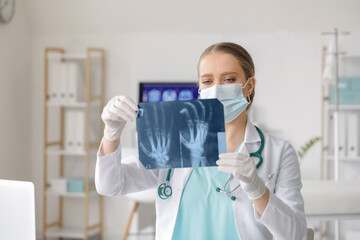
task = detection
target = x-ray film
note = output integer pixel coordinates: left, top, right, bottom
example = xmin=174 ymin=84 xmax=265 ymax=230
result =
xmin=136 ymin=99 xmax=226 ymax=169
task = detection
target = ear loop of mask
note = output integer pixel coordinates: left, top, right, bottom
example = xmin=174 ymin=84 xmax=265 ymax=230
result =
xmin=198 ymin=77 xmax=253 ymax=103
xmin=242 ymin=78 xmax=252 ymax=104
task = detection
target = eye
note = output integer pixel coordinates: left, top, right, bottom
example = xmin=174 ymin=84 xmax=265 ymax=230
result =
xmin=225 ymin=78 xmax=236 ymax=83
xmin=202 ymin=79 xmax=212 ymax=85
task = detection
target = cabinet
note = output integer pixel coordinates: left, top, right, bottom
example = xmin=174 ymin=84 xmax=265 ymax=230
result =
xmin=43 ymin=48 xmax=105 ymax=239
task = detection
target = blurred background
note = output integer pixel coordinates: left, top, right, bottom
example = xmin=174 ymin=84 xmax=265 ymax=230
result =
xmin=1 ymin=0 xmax=360 ymax=239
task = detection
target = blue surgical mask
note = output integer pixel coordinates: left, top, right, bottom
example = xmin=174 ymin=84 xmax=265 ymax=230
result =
xmin=199 ymin=81 xmax=250 ymax=123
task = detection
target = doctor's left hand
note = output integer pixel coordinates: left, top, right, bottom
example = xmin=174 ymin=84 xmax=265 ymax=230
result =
xmin=216 ymin=152 xmax=266 ymax=200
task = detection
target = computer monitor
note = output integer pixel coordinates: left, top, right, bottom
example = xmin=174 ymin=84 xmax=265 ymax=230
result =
xmin=0 ymin=179 xmax=36 ymax=240
xmin=139 ymin=82 xmax=199 ymax=102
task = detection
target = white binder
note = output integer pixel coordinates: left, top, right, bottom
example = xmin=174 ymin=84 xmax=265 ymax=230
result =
xmin=339 ymin=113 xmax=347 ymax=158
xmin=48 ymin=62 xmax=60 ymax=104
xmin=67 ymin=62 xmax=85 ymax=104
xmin=67 ymin=62 xmax=79 ymax=104
xmin=65 ymin=109 xmax=76 ymax=152
xmin=58 ymin=63 xmax=68 ymax=105
xmin=75 ymin=110 xmax=85 ymax=152
xmin=347 ymin=113 xmax=359 ymax=158
xmin=49 ymin=178 xmax=67 ymax=193
xmin=66 ymin=62 xmax=76 ymax=104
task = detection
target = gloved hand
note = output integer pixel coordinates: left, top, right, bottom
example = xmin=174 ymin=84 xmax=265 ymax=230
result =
xmin=101 ymin=96 xmax=138 ymax=141
xmin=216 ymin=152 xmax=266 ymax=200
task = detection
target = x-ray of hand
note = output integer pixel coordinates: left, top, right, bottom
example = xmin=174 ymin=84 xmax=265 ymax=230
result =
xmin=138 ymin=104 xmax=173 ymax=169
xmin=137 ymin=99 xmax=225 ymax=169
xmin=179 ymin=100 xmax=212 ymax=167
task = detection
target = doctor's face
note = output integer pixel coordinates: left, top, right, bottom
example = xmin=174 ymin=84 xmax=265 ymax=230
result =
xmin=198 ymin=52 xmax=248 ymax=91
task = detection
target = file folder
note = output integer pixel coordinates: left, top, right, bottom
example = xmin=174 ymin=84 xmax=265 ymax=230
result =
xmin=347 ymin=113 xmax=359 ymax=158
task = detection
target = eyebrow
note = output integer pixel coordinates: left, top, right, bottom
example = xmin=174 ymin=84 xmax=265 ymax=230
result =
xmin=200 ymin=72 xmax=238 ymax=78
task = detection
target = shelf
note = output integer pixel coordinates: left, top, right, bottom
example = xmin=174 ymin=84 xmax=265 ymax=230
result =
xmin=46 ymin=147 xmax=98 ymax=156
xmin=341 ymin=55 xmax=360 ymax=59
xmin=45 ymin=227 xmax=99 ymax=239
xmin=328 ymin=105 xmax=360 ymax=110
xmin=47 ymin=53 xmax=87 ymax=60
xmin=46 ymin=149 xmax=87 ymax=156
xmin=47 ymin=52 xmax=103 ymax=60
xmin=46 ymin=101 xmax=100 ymax=108
xmin=46 ymin=190 xmax=98 ymax=198
xmin=44 ymin=47 xmax=105 ymax=239
xmin=325 ymin=156 xmax=360 ymax=162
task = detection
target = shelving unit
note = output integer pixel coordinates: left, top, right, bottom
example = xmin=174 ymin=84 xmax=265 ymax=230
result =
xmin=320 ymin=29 xmax=360 ymax=240
xmin=43 ymin=47 xmax=105 ymax=240
xmin=321 ymin=80 xmax=360 ymax=177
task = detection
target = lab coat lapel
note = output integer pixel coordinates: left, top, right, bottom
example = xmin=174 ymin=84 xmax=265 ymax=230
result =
xmin=180 ymin=168 xmax=193 ymax=189
xmin=170 ymin=167 xmax=192 ymax=190
xmin=230 ymin=120 xmax=262 ymax=190
xmin=239 ymin=120 xmax=261 ymax=155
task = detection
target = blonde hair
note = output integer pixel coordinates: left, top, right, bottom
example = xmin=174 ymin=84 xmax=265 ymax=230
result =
xmin=198 ymin=42 xmax=255 ymax=110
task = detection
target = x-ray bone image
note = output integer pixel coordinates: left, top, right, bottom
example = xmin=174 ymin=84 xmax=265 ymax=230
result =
xmin=136 ymin=99 xmax=226 ymax=169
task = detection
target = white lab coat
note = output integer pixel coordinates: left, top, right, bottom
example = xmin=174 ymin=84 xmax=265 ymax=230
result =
xmin=95 ymin=120 xmax=307 ymax=240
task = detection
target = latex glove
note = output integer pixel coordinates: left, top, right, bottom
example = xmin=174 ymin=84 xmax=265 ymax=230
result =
xmin=216 ymin=152 xmax=266 ymax=200
xmin=101 ymin=96 xmax=138 ymax=141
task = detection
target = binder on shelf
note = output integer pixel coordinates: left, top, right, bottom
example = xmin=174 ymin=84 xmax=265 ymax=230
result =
xmin=48 ymin=62 xmax=60 ymax=104
xmin=66 ymin=62 xmax=85 ymax=104
xmin=49 ymin=178 xmax=67 ymax=194
xmin=58 ymin=63 xmax=68 ymax=105
xmin=339 ymin=113 xmax=347 ymax=158
xmin=75 ymin=110 xmax=85 ymax=152
xmin=65 ymin=109 xmax=77 ymax=152
xmin=347 ymin=113 xmax=359 ymax=158
xmin=48 ymin=61 xmax=85 ymax=105
xmin=68 ymin=178 xmax=95 ymax=193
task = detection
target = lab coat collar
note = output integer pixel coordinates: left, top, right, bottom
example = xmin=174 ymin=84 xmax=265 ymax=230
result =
xmin=243 ymin=119 xmax=261 ymax=144
xmin=238 ymin=119 xmax=261 ymax=157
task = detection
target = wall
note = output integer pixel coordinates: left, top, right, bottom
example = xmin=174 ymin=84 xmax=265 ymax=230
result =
xmin=0 ymin=0 xmax=32 ymax=180
xmin=25 ymin=0 xmax=360 ymax=239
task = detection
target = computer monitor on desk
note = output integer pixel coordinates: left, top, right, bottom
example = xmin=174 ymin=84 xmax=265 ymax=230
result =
xmin=0 ymin=179 xmax=36 ymax=240
xmin=139 ymin=82 xmax=199 ymax=102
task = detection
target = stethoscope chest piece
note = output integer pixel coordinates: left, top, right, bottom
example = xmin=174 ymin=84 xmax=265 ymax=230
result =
xmin=158 ymin=183 xmax=172 ymax=200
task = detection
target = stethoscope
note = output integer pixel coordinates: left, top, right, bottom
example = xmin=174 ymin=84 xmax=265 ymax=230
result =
xmin=158 ymin=126 xmax=265 ymax=201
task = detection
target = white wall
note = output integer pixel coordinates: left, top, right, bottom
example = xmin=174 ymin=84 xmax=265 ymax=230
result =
xmin=22 ymin=0 xmax=360 ymax=239
xmin=0 ymin=0 xmax=32 ymax=180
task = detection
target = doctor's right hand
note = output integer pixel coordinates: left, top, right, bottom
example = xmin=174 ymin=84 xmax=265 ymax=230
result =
xmin=101 ymin=96 xmax=138 ymax=141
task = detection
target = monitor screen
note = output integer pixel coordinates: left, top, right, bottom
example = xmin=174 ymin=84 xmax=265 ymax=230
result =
xmin=139 ymin=82 xmax=199 ymax=102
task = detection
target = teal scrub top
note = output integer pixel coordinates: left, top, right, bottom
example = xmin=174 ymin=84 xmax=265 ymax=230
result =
xmin=172 ymin=144 xmax=242 ymax=240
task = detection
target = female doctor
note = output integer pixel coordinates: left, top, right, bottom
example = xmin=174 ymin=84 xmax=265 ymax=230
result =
xmin=95 ymin=42 xmax=307 ymax=240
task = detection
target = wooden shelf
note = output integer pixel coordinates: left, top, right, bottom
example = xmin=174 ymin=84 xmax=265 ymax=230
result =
xmin=46 ymin=148 xmax=87 ymax=156
xmin=47 ymin=52 xmax=103 ymax=60
xmin=341 ymin=55 xmax=360 ymax=59
xmin=46 ymin=147 xmax=98 ymax=156
xmin=328 ymin=105 xmax=360 ymax=110
xmin=47 ymin=53 xmax=87 ymax=60
xmin=46 ymin=190 xmax=98 ymax=198
xmin=43 ymin=47 xmax=105 ymax=240
xmin=46 ymin=101 xmax=100 ymax=108
xmin=325 ymin=156 xmax=360 ymax=162
xmin=45 ymin=227 xmax=99 ymax=238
